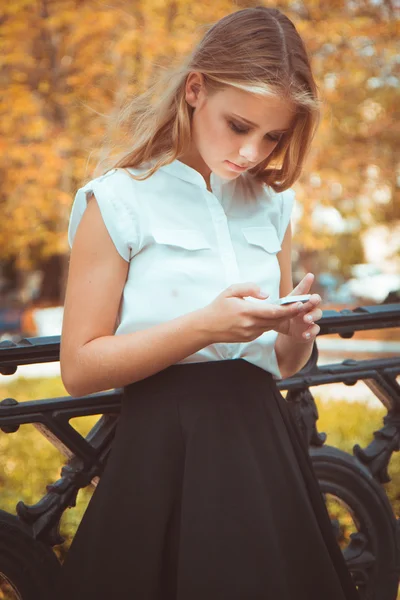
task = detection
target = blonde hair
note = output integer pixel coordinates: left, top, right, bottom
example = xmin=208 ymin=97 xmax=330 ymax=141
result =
xmin=99 ymin=7 xmax=320 ymax=192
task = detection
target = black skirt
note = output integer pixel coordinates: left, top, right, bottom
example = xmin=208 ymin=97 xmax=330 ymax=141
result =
xmin=55 ymin=359 xmax=359 ymax=599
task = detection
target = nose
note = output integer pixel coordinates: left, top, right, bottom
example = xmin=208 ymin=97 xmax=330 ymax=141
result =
xmin=239 ymin=140 xmax=263 ymax=164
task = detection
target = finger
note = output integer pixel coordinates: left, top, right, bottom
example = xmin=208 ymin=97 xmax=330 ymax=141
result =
xmin=291 ymin=273 xmax=314 ymax=296
xmin=252 ymin=300 xmax=304 ymax=320
xmin=225 ymin=282 xmax=269 ymax=300
xmin=303 ymin=308 xmax=323 ymax=324
xmin=303 ymin=323 xmax=320 ymax=340
xmin=297 ymin=293 xmax=322 ymax=312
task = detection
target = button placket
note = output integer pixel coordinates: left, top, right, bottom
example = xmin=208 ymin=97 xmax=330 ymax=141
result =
xmin=204 ymin=192 xmax=240 ymax=286
xmin=226 ymin=344 xmax=237 ymax=359
xmin=206 ymin=183 xmax=242 ymax=361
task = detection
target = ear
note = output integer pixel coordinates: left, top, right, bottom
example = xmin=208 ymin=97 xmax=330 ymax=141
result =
xmin=185 ymin=72 xmax=205 ymax=108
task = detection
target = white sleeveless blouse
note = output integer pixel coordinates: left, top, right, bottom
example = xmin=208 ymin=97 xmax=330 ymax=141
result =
xmin=68 ymin=160 xmax=295 ymax=379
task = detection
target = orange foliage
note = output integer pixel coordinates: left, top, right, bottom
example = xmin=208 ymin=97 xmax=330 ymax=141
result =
xmin=0 ymin=0 xmax=398 ymax=274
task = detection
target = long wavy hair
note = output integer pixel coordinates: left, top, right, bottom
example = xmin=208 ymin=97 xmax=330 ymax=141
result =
xmin=98 ymin=6 xmax=320 ymax=192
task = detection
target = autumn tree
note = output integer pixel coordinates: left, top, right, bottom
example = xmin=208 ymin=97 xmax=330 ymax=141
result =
xmin=0 ymin=0 xmax=398 ymax=300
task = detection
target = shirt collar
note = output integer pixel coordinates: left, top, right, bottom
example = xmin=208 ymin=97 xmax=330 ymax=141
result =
xmin=158 ymin=159 xmax=207 ymax=188
xmin=158 ymin=159 xmax=232 ymax=193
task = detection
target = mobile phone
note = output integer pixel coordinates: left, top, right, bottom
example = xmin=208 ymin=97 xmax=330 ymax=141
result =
xmin=278 ymin=294 xmax=312 ymax=305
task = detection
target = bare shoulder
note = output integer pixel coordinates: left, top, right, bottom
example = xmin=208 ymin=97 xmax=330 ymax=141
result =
xmin=60 ymin=193 xmax=129 ymax=373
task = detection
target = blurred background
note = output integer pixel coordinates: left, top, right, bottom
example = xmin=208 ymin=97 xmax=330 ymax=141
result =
xmin=0 ymin=0 xmax=399 ymax=588
xmin=0 ymin=0 xmax=399 ymax=342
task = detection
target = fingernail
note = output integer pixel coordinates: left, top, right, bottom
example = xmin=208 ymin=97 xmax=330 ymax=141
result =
xmin=306 ymin=315 xmax=313 ymax=322
xmin=305 ymin=332 xmax=311 ymax=339
xmin=260 ymin=290 xmax=269 ymax=298
xmin=296 ymin=302 xmax=303 ymax=309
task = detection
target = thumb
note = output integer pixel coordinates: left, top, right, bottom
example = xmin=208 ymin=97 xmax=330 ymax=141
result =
xmin=291 ymin=272 xmax=314 ymax=295
xmin=223 ymin=282 xmax=269 ymax=300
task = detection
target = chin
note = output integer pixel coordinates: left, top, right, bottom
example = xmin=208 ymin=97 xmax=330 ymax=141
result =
xmin=224 ymin=171 xmax=242 ymax=180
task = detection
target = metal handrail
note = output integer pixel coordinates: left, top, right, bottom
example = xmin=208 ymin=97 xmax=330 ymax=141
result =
xmin=1 ymin=303 xmax=399 ymax=374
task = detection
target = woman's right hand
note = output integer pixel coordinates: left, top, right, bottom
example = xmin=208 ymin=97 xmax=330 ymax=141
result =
xmin=199 ymin=282 xmax=304 ymax=344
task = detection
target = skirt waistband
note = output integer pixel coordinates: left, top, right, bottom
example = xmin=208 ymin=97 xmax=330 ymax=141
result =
xmin=123 ymin=358 xmax=274 ymax=397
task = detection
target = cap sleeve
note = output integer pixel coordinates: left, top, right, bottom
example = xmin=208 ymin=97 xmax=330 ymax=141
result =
xmin=278 ymin=188 xmax=295 ymax=243
xmin=68 ymin=169 xmax=141 ymax=262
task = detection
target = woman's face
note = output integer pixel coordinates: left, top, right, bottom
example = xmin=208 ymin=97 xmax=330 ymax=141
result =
xmin=183 ymin=72 xmax=295 ymax=185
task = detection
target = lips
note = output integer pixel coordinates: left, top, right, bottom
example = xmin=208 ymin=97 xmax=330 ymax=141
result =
xmin=225 ymin=160 xmax=249 ymax=171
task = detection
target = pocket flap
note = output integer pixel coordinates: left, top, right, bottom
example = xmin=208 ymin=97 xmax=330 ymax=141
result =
xmin=242 ymin=226 xmax=281 ymax=253
xmin=153 ymin=228 xmax=211 ymax=250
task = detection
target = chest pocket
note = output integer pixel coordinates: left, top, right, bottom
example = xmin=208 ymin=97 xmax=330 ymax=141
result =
xmin=152 ymin=228 xmax=211 ymax=251
xmin=242 ymin=226 xmax=281 ymax=254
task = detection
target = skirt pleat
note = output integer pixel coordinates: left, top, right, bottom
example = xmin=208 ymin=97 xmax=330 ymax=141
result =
xmin=55 ymin=359 xmax=359 ymax=600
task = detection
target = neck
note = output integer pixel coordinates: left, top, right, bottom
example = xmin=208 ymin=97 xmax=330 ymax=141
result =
xmin=178 ymin=146 xmax=212 ymax=190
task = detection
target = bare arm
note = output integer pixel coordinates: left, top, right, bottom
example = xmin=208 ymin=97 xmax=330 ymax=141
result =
xmin=275 ymin=224 xmax=315 ymax=378
xmin=60 ymin=195 xmax=212 ymax=397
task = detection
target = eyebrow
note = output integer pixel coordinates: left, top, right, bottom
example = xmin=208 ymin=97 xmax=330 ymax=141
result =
xmin=230 ymin=113 xmax=290 ymax=134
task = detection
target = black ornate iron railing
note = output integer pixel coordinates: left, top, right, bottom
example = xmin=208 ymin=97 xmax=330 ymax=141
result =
xmin=0 ymin=303 xmax=400 ymax=600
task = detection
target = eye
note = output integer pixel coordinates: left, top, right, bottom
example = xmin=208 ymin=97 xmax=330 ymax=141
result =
xmin=228 ymin=120 xmax=283 ymax=143
xmin=228 ymin=120 xmax=249 ymax=135
xmin=267 ymin=133 xmax=283 ymax=143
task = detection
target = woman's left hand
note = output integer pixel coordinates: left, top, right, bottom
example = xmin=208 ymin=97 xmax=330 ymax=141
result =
xmin=282 ymin=274 xmax=323 ymax=343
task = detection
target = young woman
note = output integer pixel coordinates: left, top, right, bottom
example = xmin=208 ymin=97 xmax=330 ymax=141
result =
xmin=57 ymin=7 xmax=359 ymax=599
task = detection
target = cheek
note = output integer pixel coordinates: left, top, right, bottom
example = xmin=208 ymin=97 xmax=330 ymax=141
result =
xmin=192 ymin=112 xmax=240 ymax=164
xmin=203 ymin=118 xmax=235 ymax=153
xmin=192 ymin=112 xmax=210 ymax=148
